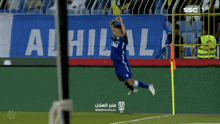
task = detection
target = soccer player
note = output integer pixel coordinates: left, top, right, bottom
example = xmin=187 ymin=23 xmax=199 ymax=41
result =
xmin=109 ymin=17 xmax=155 ymax=96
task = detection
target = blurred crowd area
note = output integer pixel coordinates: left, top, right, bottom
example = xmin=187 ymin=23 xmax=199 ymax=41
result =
xmin=0 ymin=0 xmax=196 ymax=14
xmin=0 ymin=0 xmax=219 ymax=59
xmin=0 ymin=0 xmax=219 ymax=15
xmin=0 ymin=0 xmax=158 ymax=14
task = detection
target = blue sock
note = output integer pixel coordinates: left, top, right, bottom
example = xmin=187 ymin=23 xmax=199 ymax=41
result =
xmin=134 ymin=80 xmax=149 ymax=89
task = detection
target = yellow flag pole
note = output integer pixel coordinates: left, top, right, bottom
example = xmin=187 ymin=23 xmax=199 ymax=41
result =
xmin=171 ymin=62 xmax=175 ymax=115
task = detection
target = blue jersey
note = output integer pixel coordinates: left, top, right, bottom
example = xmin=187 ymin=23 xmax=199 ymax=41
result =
xmin=110 ymin=35 xmax=128 ymax=63
xmin=111 ymin=35 xmax=132 ymax=80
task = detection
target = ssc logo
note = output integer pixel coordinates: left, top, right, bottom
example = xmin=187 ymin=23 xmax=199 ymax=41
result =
xmin=183 ymin=7 xmax=198 ymax=13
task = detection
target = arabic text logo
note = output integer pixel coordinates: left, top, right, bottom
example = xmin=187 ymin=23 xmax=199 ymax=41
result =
xmin=95 ymin=103 xmax=117 ymax=112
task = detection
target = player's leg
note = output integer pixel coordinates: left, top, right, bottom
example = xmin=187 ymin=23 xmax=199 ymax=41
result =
xmin=120 ymin=61 xmax=155 ymax=95
xmin=118 ymin=61 xmax=155 ymax=96
xmin=119 ymin=62 xmax=155 ymax=95
xmin=117 ymin=76 xmax=134 ymax=91
xmin=126 ymin=78 xmax=155 ymax=96
xmin=114 ymin=63 xmax=134 ymax=91
xmin=126 ymin=78 xmax=148 ymax=88
xmin=118 ymin=63 xmax=138 ymax=95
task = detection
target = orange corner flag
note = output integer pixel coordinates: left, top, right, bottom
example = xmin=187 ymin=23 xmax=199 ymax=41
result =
xmin=170 ymin=43 xmax=176 ymax=71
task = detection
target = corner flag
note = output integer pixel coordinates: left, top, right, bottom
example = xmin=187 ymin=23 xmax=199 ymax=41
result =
xmin=170 ymin=43 xmax=176 ymax=71
xmin=170 ymin=43 xmax=175 ymax=115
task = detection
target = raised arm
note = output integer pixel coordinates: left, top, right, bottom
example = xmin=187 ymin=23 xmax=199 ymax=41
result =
xmin=116 ymin=17 xmax=127 ymax=37
xmin=109 ymin=18 xmax=116 ymax=32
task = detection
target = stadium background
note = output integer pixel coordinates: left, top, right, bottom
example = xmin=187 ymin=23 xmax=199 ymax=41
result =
xmin=0 ymin=0 xmax=220 ymax=119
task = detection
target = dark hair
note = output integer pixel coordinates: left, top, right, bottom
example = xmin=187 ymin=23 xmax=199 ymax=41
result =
xmin=114 ymin=25 xmax=121 ymax=29
xmin=175 ymin=24 xmax=180 ymax=29
xmin=207 ymin=0 xmax=216 ymax=5
xmin=202 ymin=25 xmax=209 ymax=33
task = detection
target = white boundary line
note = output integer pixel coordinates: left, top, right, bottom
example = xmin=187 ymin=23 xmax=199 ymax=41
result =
xmin=110 ymin=115 xmax=172 ymax=124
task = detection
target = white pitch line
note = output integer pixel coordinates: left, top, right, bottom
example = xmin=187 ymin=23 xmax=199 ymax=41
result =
xmin=110 ymin=115 xmax=172 ymax=124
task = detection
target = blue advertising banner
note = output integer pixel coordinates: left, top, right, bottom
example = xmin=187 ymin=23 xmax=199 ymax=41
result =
xmin=10 ymin=15 xmax=168 ymax=59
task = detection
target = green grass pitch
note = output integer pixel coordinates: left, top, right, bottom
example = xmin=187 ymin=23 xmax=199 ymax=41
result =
xmin=2 ymin=112 xmax=220 ymax=124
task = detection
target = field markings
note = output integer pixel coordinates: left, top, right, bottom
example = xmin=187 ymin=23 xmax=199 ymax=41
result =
xmin=110 ymin=115 xmax=172 ymax=124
